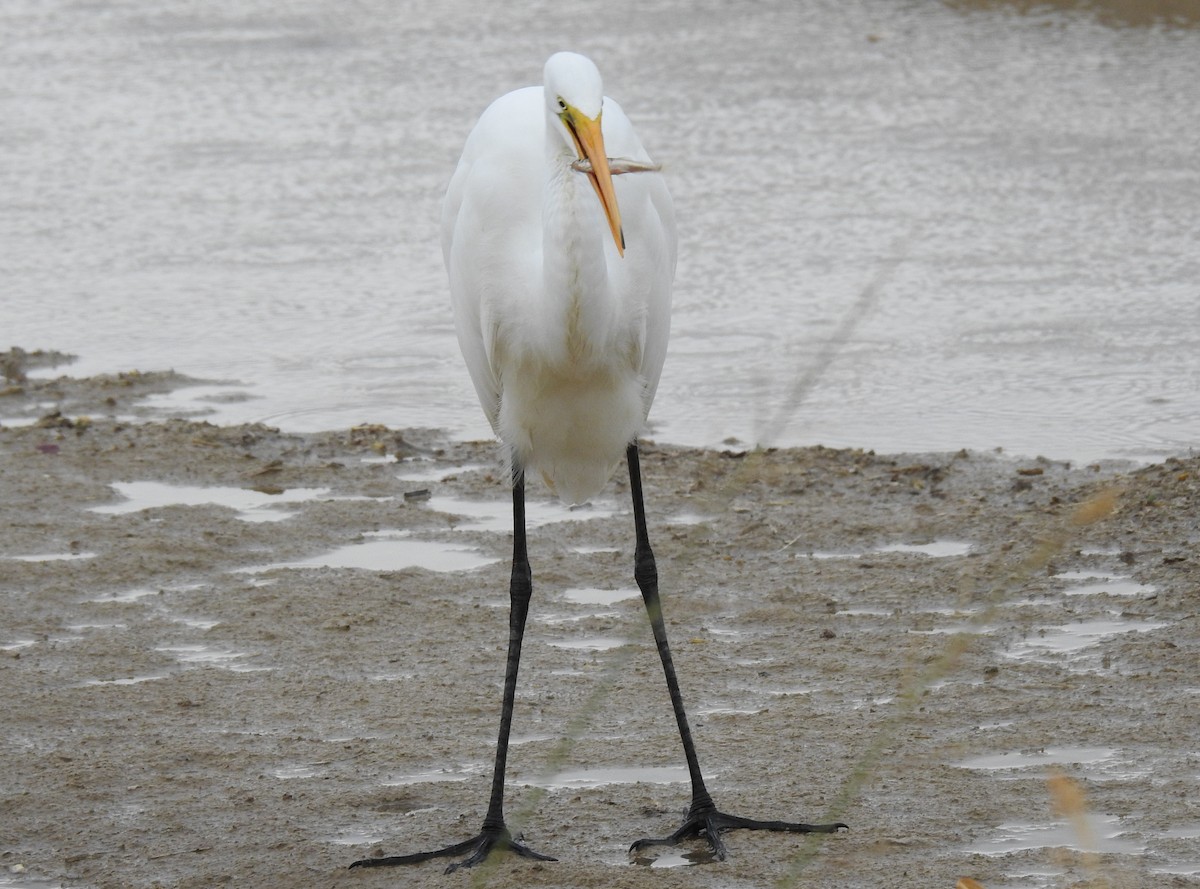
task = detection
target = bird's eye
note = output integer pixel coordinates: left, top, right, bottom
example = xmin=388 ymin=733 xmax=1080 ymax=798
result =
xmin=555 ymin=97 xmax=567 ymax=112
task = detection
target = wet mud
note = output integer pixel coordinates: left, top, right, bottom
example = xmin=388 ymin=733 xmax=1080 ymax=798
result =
xmin=1 ymin=358 xmax=1197 ymax=888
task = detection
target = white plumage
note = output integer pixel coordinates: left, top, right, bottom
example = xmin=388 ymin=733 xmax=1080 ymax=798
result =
xmin=442 ymin=51 xmax=676 ymax=503
xmin=350 ymin=55 xmax=847 ymax=875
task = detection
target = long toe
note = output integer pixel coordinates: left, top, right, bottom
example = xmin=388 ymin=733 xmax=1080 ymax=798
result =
xmin=712 ymin=812 xmax=849 ymax=834
xmin=351 ymin=827 xmax=556 ymax=873
xmin=630 ymin=807 xmax=847 ymax=861
xmin=445 ymin=834 xmax=557 ymax=874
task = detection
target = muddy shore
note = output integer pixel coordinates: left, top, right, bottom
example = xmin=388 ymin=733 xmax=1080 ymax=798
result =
xmin=1 ymin=354 xmax=1197 ymax=888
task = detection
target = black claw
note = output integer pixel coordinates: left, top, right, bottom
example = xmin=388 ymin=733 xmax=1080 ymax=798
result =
xmin=630 ymin=808 xmax=847 ymax=860
xmin=350 ymin=827 xmax=555 ymax=873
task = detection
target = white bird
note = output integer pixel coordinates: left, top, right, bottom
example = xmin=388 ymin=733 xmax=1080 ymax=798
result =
xmin=351 ymin=51 xmax=844 ymax=875
xmin=444 ymin=53 xmax=675 ymax=506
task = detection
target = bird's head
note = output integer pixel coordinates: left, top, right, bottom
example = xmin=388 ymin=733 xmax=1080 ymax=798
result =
xmin=544 ymin=52 xmax=625 ymax=257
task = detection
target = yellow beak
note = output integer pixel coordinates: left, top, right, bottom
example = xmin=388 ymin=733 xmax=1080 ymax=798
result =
xmin=564 ymin=108 xmax=625 ymax=257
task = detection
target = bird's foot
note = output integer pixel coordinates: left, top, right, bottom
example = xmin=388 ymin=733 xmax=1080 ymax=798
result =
xmin=349 ymin=824 xmax=556 ymax=875
xmin=630 ymin=802 xmax=847 ymax=861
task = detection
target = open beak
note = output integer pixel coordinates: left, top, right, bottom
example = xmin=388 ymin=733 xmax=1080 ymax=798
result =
xmin=564 ymin=108 xmax=625 ymax=257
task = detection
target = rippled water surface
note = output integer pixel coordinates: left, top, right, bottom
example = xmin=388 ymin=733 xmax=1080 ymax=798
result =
xmin=4 ymin=0 xmax=1198 ymax=463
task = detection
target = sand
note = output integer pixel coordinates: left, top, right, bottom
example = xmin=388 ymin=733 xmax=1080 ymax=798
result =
xmin=1 ymin=351 xmax=1197 ymax=889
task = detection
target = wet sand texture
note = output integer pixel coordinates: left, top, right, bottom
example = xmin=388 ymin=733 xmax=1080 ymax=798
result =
xmin=1 ymin=362 xmax=1198 ymax=888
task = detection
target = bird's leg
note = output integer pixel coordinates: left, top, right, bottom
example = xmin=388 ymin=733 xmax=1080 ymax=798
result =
xmin=350 ymin=469 xmax=555 ymax=874
xmin=623 ymin=443 xmax=847 ymax=861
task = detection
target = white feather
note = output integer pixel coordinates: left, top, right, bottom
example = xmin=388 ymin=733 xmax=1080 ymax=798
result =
xmin=443 ymin=52 xmax=676 ymax=504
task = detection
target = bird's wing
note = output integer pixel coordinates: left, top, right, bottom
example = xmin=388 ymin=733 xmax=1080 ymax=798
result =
xmin=634 ymin=167 xmax=676 ymax=412
xmin=442 ymin=87 xmax=544 ymax=433
xmin=602 ymin=97 xmax=678 ymax=414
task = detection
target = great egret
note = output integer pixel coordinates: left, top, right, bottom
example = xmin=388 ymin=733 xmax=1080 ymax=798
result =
xmin=350 ymin=51 xmax=845 ymax=874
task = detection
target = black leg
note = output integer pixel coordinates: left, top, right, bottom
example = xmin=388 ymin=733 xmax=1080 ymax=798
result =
xmin=350 ymin=468 xmax=555 ymax=873
xmin=624 ymin=442 xmax=847 ymax=860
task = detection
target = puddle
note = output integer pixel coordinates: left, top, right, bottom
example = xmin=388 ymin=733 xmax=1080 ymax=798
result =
xmin=381 ymin=765 xmax=479 ymax=786
xmin=0 ymin=639 xmax=39 ymax=652
xmin=1006 ymin=616 xmax=1168 ymax=659
xmin=509 ymin=732 xmax=555 ymax=746
xmin=958 ymin=746 xmax=1118 ymax=771
xmin=1154 ymin=862 xmax=1200 ymax=876
xmin=959 ymin=743 xmax=1151 ymax=783
xmin=1153 ymin=825 xmax=1200 ymax=875
xmin=697 ymin=706 xmax=762 ymax=716
xmin=272 ymin=764 xmax=328 ymax=779
xmin=89 ymin=481 xmax=332 ymax=523
xmin=395 ymin=461 xmax=486 ymax=482
xmin=87 ymin=582 xmax=202 ymax=604
xmin=546 ymin=636 xmax=631 ymax=651
xmin=367 ymin=670 xmax=416 ymax=682
xmin=876 ymin=541 xmax=974 ymax=557
xmin=422 ymin=495 xmax=616 ymax=531
xmin=326 ymin=827 xmax=386 ymax=846
xmin=530 ymin=765 xmax=690 ymax=790
xmin=538 ymin=610 xmax=620 ymax=625
xmin=632 ymin=846 xmax=717 ymax=868
xmin=0 ymin=868 xmax=83 ymax=888
xmin=88 ymin=587 xmax=160 ymax=603
xmin=7 ymin=551 xmax=96 ymax=562
xmin=155 ymin=644 xmax=268 ymax=672
xmin=562 ymin=587 xmax=640 ymax=606
xmin=965 ymin=813 xmax=1143 ymax=856
xmin=173 ymin=616 xmax=219 ymax=630
xmin=243 ymin=530 xmax=498 ymax=573
xmin=64 ymin=622 xmax=127 ymax=631
xmin=82 ymin=673 xmax=169 ymax=686
xmin=0 ymin=403 xmax=67 ymax=427
xmin=704 ymin=624 xmax=743 ymax=639
xmin=807 ymin=540 xmax=973 ymax=559
xmin=239 ymin=496 xmax=620 ymax=574
xmin=137 ymin=385 xmax=257 ymax=416
xmin=666 ymin=511 xmax=708 ymax=526
xmin=911 ymin=624 xmax=996 ymax=636
xmin=762 ymin=685 xmax=815 ymax=698
xmin=1059 ymin=573 xmax=1157 ymax=598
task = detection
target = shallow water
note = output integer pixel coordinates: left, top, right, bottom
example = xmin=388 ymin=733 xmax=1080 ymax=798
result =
xmin=88 ymin=480 xmax=333 ymax=522
xmin=4 ymin=1 xmax=1198 ymax=466
xmin=806 ymin=539 xmax=974 ymax=558
xmin=249 ymin=532 xmax=500 ymax=573
xmin=965 ymin=814 xmax=1144 ymax=856
xmin=957 ymin=745 xmax=1119 ymax=771
xmin=531 ymin=764 xmax=691 ymax=790
xmin=562 ymin=587 xmax=641 ymax=606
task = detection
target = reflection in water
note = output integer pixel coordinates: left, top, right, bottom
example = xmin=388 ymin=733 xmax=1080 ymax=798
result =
xmin=631 ymin=846 xmax=717 ymax=868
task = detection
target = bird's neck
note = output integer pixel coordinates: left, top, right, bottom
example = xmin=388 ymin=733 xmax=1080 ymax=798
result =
xmin=542 ymin=152 xmax=611 ymax=300
xmin=538 ymin=137 xmax=619 ymax=367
